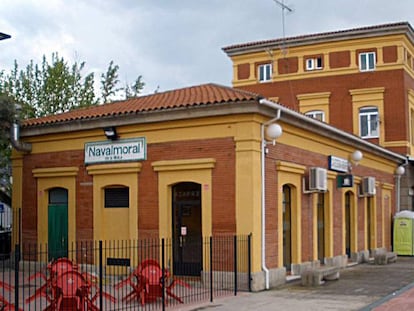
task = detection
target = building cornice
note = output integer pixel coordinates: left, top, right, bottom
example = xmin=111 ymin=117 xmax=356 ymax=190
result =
xmin=223 ymin=22 xmax=414 ymax=57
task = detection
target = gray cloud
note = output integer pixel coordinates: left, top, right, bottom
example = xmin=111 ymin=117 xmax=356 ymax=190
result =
xmin=1 ymin=0 xmax=414 ymax=95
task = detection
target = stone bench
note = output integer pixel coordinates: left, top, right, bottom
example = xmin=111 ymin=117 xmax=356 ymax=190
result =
xmin=374 ymin=248 xmax=397 ymax=265
xmin=301 ymin=265 xmax=340 ymax=286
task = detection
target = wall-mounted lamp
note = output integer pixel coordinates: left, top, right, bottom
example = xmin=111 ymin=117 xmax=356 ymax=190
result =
xmin=265 ymin=123 xmax=283 ymax=146
xmin=395 ymin=165 xmax=405 ymax=176
xmin=103 ymin=126 xmax=118 ymax=140
xmin=348 ymin=150 xmax=363 ymax=172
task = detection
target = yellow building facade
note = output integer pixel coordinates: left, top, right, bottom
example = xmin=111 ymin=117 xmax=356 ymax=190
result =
xmin=12 ymin=84 xmax=404 ymax=290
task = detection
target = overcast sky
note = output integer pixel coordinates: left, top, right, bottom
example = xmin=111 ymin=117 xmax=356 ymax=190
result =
xmin=1 ymin=0 xmax=414 ymax=96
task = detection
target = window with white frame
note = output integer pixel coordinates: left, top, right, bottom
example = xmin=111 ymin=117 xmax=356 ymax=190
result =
xmin=359 ymin=52 xmax=376 ymax=71
xmin=305 ymin=110 xmax=325 ymax=121
xmin=359 ymin=106 xmax=379 ymax=138
xmin=258 ymin=63 xmax=272 ymax=82
xmin=306 ymin=57 xmax=323 ymax=71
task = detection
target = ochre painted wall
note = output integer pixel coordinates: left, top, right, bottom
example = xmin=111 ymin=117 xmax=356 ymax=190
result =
xmin=13 ymin=112 xmax=399 ymax=277
xmin=228 ymin=34 xmax=414 ymax=156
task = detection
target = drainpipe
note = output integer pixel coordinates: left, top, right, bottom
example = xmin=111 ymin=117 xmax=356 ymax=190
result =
xmin=259 ymin=98 xmax=281 ymax=289
xmin=395 ymin=163 xmax=407 ymax=213
xmin=10 ymin=123 xmax=32 ymax=153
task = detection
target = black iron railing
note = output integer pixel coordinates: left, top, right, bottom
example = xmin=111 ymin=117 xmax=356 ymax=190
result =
xmin=0 ymin=234 xmax=251 ymax=310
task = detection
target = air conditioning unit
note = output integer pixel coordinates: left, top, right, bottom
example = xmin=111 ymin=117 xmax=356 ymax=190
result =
xmin=309 ymin=167 xmax=327 ymax=192
xmin=362 ymin=177 xmax=376 ymax=196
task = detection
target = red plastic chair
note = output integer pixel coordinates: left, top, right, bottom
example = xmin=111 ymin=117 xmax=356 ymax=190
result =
xmin=45 ymin=270 xmax=115 ymax=311
xmin=26 ymin=257 xmax=78 ymax=304
xmin=0 ymin=281 xmax=23 ymax=311
xmin=116 ymin=259 xmax=190 ymax=305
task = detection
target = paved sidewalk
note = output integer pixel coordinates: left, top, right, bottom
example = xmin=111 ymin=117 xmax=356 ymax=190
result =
xmin=174 ymin=256 xmax=414 ymax=311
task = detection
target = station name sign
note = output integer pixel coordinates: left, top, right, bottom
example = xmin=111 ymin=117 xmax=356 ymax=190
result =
xmin=328 ymin=155 xmax=349 ymax=173
xmin=85 ymin=138 xmax=146 ymax=165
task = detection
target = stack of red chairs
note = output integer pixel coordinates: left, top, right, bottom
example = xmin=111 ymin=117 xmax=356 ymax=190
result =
xmin=115 ymin=259 xmax=190 ymax=306
xmin=26 ymin=257 xmax=115 ymax=310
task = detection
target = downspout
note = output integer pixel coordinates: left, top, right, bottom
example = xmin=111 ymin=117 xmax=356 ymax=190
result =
xmin=259 ymin=98 xmax=281 ymax=289
xmin=10 ymin=123 xmax=32 ymax=153
xmin=395 ymin=161 xmax=407 ymax=213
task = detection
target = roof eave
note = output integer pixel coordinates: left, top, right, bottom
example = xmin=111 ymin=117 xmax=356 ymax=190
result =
xmin=223 ymin=22 xmax=414 ymax=57
xmin=19 ymin=100 xmax=262 ymax=138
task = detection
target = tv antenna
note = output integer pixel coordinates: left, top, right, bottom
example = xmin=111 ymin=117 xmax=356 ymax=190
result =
xmin=273 ymin=0 xmax=293 ymax=57
xmin=273 ymin=0 xmax=293 ymax=40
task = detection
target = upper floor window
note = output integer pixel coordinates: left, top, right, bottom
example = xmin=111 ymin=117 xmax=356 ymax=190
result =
xmin=306 ymin=57 xmax=323 ymax=71
xmin=305 ymin=110 xmax=325 ymax=122
xmin=258 ymin=63 xmax=272 ymax=82
xmin=104 ymin=186 xmax=129 ymax=208
xmin=359 ymin=106 xmax=379 ymax=138
xmin=359 ymin=52 xmax=376 ymax=72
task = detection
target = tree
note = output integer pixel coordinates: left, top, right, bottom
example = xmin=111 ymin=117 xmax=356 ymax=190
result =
xmin=0 ymin=53 xmax=98 ymax=118
xmin=125 ymin=75 xmax=145 ymax=99
xmin=100 ymin=60 xmax=120 ymax=103
xmin=0 ymin=52 xmax=146 ymax=194
xmin=0 ymin=95 xmax=15 ymax=195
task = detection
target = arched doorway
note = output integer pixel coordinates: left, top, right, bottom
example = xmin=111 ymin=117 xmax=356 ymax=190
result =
xmin=282 ymin=185 xmax=292 ymax=271
xmin=317 ymin=193 xmax=325 ymax=263
xmin=48 ymin=187 xmax=68 ymax=260
xmin=367 ymin=197 xmax=372 ymax=253
xmin=345 ymin=191 xmax=353 ymax=258
xmin=172 ymin=182 xmax=202 ymax=276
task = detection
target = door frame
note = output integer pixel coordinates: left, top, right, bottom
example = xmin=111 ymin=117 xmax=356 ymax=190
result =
xmin=282 ymin=184 xmax=292 ymax=271
xmin=33 ymin=167 xmax=78 ymax=252
xmin=48 ymin=187 xmax=68 ymax=260
xmin=172 ymin=182 xmax=202 ymax=276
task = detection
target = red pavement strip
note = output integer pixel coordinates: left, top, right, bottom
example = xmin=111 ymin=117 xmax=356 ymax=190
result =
xmin=361 ymin=282 xmax=414 ymax=310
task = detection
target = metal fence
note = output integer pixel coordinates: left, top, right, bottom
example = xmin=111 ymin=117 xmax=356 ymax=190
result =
xmin=0 ymin=235 xmax=251 ymax=310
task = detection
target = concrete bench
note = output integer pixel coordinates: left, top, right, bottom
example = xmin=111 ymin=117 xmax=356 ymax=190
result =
xmin=374 ymin=249 xmax=397 ymax=265
xmin=301 ymin=265 xmax=340 ymax=286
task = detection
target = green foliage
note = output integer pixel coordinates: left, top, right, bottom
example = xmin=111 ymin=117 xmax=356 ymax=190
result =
xmin=125 ymin=75 xmax=145 ymax=99
xmin=101 ymin=61 xmax=146 ymax=102
xmin=0 ymin=52 xmax=146 ymax=195
xmin=0 ymin=95 xmax=15 ymax=194
xmin=101 ymin=60 xmax=120 ymax=103
xmin=0 ymin=53 xmax=99 ymax=118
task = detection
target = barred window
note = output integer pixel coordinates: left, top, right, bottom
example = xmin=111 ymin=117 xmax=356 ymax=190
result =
xmin=104 ymin=187 xmax=129 ymax=208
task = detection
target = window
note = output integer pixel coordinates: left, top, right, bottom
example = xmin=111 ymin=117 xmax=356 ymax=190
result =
xmin=359 ymin=107 xmax=379 ymax=138
xmin=49 ymin=187 xmax=68 ymax=204
xmin=306 ymin=57 xmax=323 ymax=71
xmin=104 ymin=186 xmax=129 ymax=208
xmin=258 ymin=63 xmax=272 ymax=82
xmin=305 ymin=110 xmax=325 ymax=122
xmin=359 ymin=52 xmax=376 ymax=71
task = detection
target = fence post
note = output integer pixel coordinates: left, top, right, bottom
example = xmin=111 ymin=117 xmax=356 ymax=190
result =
xmin=99 ymin=240 xmax=103 ymax=310
xmin=14 ymin=244 xmax=20 ymax=311
xmin=162 ymin=238 xmax=165 ymax=311
xmin=210 ymin=236 xmax=213 ymax=302
xmin=248 ymin=234 xmax=252 ymax=292
xmin=234 ymin=235 xmax=237 ymax=296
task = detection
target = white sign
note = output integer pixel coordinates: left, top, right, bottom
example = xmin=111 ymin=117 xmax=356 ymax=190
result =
xmin=328 ymin=155 xmax=349 ymax=173
xmin=85 ymin=138 xmax=146 ymax=164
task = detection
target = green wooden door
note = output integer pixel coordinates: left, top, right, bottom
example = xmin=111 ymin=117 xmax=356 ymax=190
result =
xmin=48 ymin=203 xmax=68 ymax=260
xmin=48 ymin=188 xmax=68 ymax=260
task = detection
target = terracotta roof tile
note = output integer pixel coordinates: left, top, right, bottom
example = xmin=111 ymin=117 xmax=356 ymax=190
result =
xmin=223 ymin=21 xmax=412 ymax=53
xmin=22 ymin=83 xmax=261 ymax=127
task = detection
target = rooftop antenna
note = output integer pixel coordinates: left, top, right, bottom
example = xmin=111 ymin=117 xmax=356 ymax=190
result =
xmin=273 ymin=0 xmax=293 ymax=56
